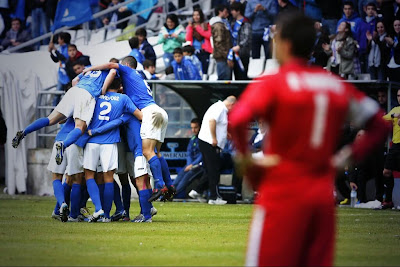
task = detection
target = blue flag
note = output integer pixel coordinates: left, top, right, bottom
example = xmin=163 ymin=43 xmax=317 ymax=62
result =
xmin=51 ymin=0 xmax=93 ymax=32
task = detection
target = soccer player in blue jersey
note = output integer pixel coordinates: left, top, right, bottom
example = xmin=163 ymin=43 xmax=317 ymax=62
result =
xmin=12 ymin=68 xmax=115 ymax=165
xmin=83 ymin=76 xmax=143 ymax=222
xmin=83 ymin=56 xmax=175 ymax=203
xmin=89 ymin=113 xmax=157 ymax=222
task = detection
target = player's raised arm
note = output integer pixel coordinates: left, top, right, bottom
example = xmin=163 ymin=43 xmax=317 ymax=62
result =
xmin=83 ymin=62 xmax=120 ymax=74
xmin=101 ymin=69 xmax=117 ymax=95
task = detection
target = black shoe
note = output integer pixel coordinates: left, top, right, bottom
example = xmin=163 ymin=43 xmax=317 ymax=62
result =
xmin=12 ymin=131 xmax=25 ymax=148
xmin=55 ymin=141 xmax=65 ymax=165
xmin=148 ymin=185 xmax=168 ymax=202
xmin=59 ymin=203 xmax=69 ymax=223
xmin=165 ymin=185 xmax=177 ymax=201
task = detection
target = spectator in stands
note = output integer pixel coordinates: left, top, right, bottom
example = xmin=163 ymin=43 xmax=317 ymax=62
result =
xmin=229 ymin=2 xmax=252 ymax=80
xmin=27 ymin=0 xmax=50 ymax=50
xmin=188 ymin=96 xmax=236 ymax=205
xmin=118 ymin=0 xmax=157 ymax=26
xmin=318 ymin=0 xmax=342 ymax=36
xmin=186 ymin=7 xmax=213 ymax=75
xmin=71 ymin=61 xmax=85 ymax=77
xmin=311 ymin=21 xmax=330 ymax=67
xmin=171 ymin=47 xmax=202 ymax=80
xmin=90 ymin=0 xmax=103 ymax=30
xmin=367 ymin=20 xmax=388 ymax=80
xmin=142 ymin=59 xmax=159 ymax=80
xmin=326 ymin=21 xmax=357 ymax=79
xmin=245 ymin=0 xmax=277 ymax=60
xmin=277 ymin=0 xmax=298 ymax=14
xmin=135 ymin=27 xmax=156 ymax=65
xmin=65 ymin=44 xmax=91 ymax=81
xmin=48 ymin=31 xmax=71 ymax=106
xmin=128 ymin=36 xmax=145 ymax=64
xmin=173 ymin=118 xmax=204 ymax=198
xmin=157 ymin=14 xmax=186 ymax=68
xmin=183 ymin=45 xmax=203 ymax=79
xmin=210 ymin=4 xmax=232 ymax=80
xmin=102 ymin=0 xmax=131 ymax=30
xmin=0 ymin=18 xmax=33 ymax=52
xmin=386 ymin=19 xmax=400 ymax=82
xmin=337 ymin=1 xmax=367 ymax=73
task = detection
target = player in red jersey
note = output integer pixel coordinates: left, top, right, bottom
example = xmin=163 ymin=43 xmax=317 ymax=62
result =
xmin=229 ymin=13 xmax=390 ymax=267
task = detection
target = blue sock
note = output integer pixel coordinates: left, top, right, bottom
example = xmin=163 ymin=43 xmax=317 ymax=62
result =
xmin=147 ymin=189 xmax=154 ymax=209
xmin=159 ymin=156 xmax=172 ymax=187
xmin=113 ymin=181 xmax=124 ymax=213
xmin=148 ymin=156 xmax=164 ymax=189
xmin=70 ymin=184 xmax=81 ymax=219
xmin=98 ymin=183 xmax=105 ymax=208
xmin=24 ymin=117 xmax=49 ymax=135
xmin=138 ymin=190 xmax=152 ymax=220
xmin=103 ymin=182 xmax=114 ymax=219
xmin=54 ymin=202 xmax=60 ymax=215
xmin=86 ymin=178 xmax=102 ymax=212
xmin=63 ymin=128 xmax=82 ymax=148
xmin=63 ymin=183 xmax=71 ymax=206
xmin=122 ymin=184 xmax=131 ymax=215
xmin=80 ymin=186 xmax=89 ymax=209
xmin=53 ymin=180 xmax=65 ymax=206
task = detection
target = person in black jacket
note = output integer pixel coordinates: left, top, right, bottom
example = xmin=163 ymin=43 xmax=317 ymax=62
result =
xmin=136 ymin=27 xmax=157 ymax=66
xmin=65 ymin=44 xmax=91 ymax=81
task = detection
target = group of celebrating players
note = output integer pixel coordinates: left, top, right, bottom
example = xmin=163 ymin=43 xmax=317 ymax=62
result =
xmin=12 ymin=56 xmax=175 ymax=223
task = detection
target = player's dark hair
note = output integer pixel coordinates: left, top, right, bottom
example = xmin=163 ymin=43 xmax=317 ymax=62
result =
xmin=276 ymin=12 xmax=316 ymax=59
xmin=143 ymin=59 xmax=155 ymax=69
xmin=165 ymin=66 xmax=174 ymax=75
xmin=182 ymin=45 xmax=195 ymax=55
xmin=215 ymin=4 xmax=228 ymax=16
xmin=166 ymin=14 xmax=179 ymax=29
xmin=68 ymin=44 xmax=77 ymax=50
xmin=72 ymin=61 xmax=84 ymax=67
xmin=135 ymin=27 xmax=147 ymax=37
xmin=193 ymin=7 xmax=205 ymax=23
xmin=59 ymin=32 xmax=71 ymax=44
xmin=343 ymin=1 xmax=354 ymax=9
xmin=191 ymin=118 xmax=200 ymax=125
xmin=173 ymin=47 xmax=183 ymax=55
xmin=109 ymin=57 xmax=119 ymax=63
xmin=129 ymin=36 xmax=139 ymax=49
xmin=366 ymin=2 xmax=376 ymax=10
xmin=109 ymin=77 xmax=121 ymax=90
xmin=122 ymin=56 xmax=137 ymax=69
xmin=230 ymin=2 xmax=244 ymax=15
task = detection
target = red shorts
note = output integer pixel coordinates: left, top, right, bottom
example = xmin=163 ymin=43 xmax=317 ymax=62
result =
xmin=246 ymin=177 xmax=336 ymax=267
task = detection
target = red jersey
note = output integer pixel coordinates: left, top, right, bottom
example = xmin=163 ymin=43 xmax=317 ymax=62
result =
xmin=229 ymin=60 xmax=380 ymax=191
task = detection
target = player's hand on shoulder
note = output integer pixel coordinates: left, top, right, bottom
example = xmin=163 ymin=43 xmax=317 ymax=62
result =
xmin=88 ymin=129 xmax=92 ymax=136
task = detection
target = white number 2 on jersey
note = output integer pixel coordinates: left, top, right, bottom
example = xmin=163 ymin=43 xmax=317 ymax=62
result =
xmin=310 ymin=93 xmax=329 ymax=148
xmin=98 ymin=102 xmax=112 ymax=121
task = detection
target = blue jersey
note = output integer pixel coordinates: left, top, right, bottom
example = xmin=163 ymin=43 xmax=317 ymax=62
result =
xmin=118 ymin=64 xmax=155 ymax=109
xmin=55 ymin=117 xmax=75 ymax=141
xmin=77 ymin=70 xmax=110 ymax=98
xmin=90 ymin=112 xmax=143 ymax=156
xmin=88 ymin=92 xmax=138 ymax=144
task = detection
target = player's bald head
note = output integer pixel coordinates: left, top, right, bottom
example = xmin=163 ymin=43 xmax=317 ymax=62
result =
xmin=224 ymin=95 xmax=237 ymax=111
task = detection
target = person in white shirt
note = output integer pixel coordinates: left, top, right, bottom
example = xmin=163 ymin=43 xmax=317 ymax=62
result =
xmin=189 ymin=96 xmax=236 ymax=205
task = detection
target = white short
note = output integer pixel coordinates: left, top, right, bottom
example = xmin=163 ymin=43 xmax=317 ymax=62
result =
xmin=83 ymin=143 xmax=118 ymax=172
xmin=65 ymin=144 xmax=84 ymax=175
xmin=47 ymin=142 xmax=67 ymax=174
xmin=133 ymin=155 xmax=148 ymax=178
xmin=140 ymin=104 xmax=168 ymax=142
xmin=55 ymin=86 xmax=96 ymax=126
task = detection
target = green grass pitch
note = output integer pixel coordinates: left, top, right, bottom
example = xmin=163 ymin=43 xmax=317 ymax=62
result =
xmin=0 ymin=194 xmax=399 ymax=266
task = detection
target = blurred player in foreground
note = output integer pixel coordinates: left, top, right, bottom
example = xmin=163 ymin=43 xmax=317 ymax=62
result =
xmin=228 ymin=12 xmax=390 ymax=267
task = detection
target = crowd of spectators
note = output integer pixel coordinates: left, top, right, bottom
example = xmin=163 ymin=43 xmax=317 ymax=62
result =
xmin=2 ymin=1 xmax=400 ymax=82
